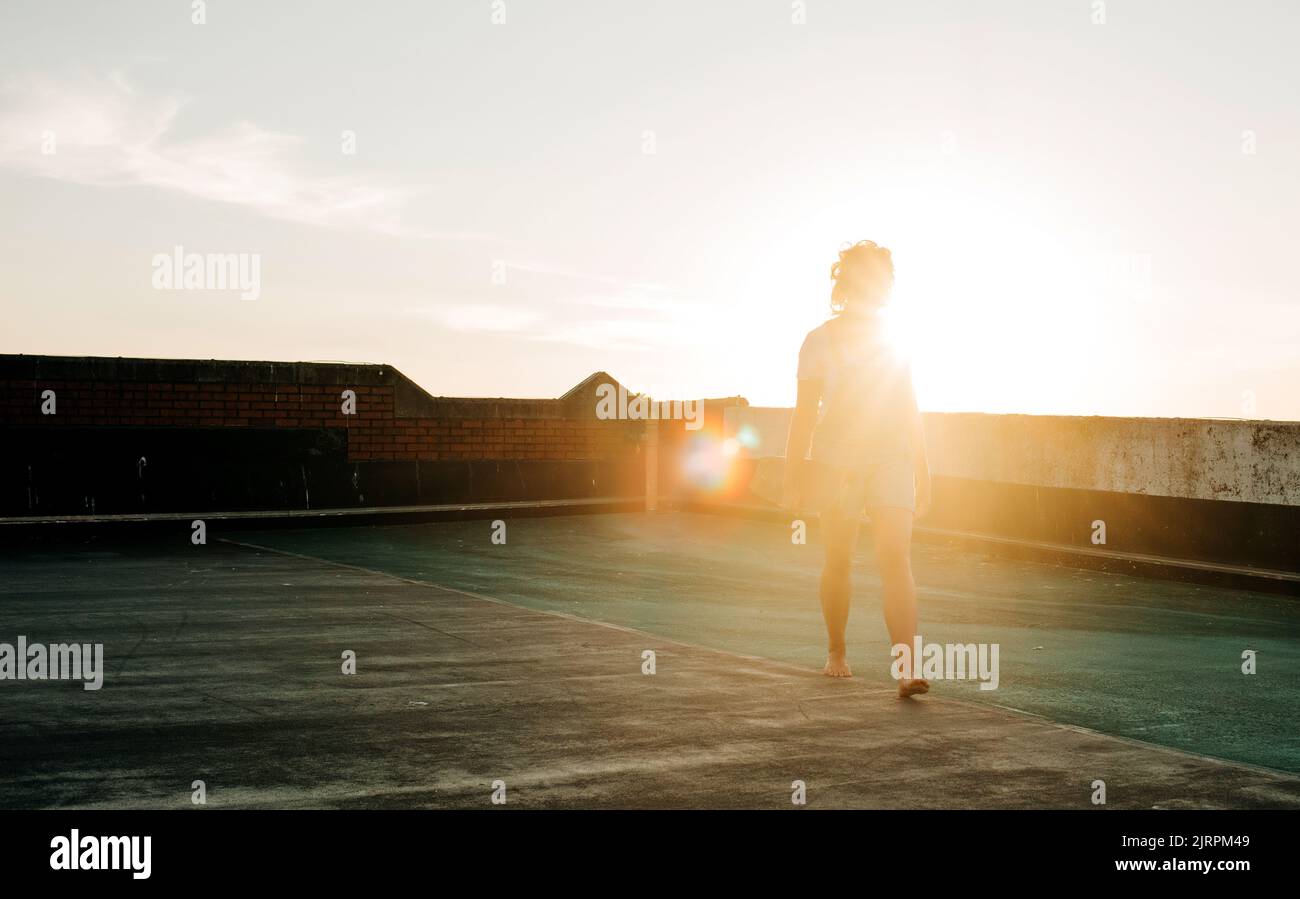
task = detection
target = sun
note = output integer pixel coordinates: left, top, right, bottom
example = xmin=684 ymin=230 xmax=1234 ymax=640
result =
xmin=713 ymin=166 xmax=1104 ymax=413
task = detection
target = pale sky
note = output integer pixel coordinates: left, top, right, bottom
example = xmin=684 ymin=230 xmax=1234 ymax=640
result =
xmin=2 ymin=0 xmax=1297 ymax=418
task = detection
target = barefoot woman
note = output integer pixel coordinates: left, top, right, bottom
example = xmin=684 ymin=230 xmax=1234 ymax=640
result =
xmin=782 ymin=240 xmax=932 ymax=698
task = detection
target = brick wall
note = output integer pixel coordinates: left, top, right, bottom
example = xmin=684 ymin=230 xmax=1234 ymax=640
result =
xmin=0 ymin=378 xmax=635 ymax=463
xmin=0 ymin=356 xmax=647 ymax=517
xmin=349 ymin=417 xmax=637 ymax=463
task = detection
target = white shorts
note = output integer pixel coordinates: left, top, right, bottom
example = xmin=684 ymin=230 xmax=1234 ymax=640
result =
xmin=799 ymin=454 xmax=915 ymax=517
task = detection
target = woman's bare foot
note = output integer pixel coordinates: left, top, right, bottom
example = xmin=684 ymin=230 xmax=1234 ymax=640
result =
xmin=823 ymin=652 xmax=852 ymax=677
xmin=898 ymin=678 xmax=929 ymax=698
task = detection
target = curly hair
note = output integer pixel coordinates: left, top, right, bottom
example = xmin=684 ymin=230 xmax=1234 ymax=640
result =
xmin=829 ymin=240 xmax=894 ymax=314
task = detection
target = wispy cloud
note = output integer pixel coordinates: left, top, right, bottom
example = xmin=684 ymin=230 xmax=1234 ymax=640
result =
xmin=0 ymin=72 xmax=486 ymax=239
xmin=399 ymin=286 xmax=729 ymax=352
xmin=408 ymin=303 xmax=544 ymax=334
xmin=500 ymin=259 xmax=672 ymax=293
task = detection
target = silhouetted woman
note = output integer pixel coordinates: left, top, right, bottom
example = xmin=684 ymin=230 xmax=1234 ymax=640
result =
xmin=782 ymin=240 xmax=932 ymax=697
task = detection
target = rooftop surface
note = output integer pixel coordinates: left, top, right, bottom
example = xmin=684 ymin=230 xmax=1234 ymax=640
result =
xmin=1 ymin=510 xmax=1298 ymax=809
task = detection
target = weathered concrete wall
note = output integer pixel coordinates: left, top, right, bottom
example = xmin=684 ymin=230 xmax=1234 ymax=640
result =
xmin=924 ymin=414 xmax=1300 ymax=507
xmin=726 ymin=407 xmax=1300 ymax=507
xmin=719 ymin=406 xmax=1300 ymax=576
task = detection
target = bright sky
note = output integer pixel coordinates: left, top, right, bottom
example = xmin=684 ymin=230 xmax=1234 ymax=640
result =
xmin=1 ymin=0 xmax=1297 ymax=419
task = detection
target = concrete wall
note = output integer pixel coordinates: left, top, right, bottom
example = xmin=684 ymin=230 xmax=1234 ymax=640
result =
xmin=726 ymin=407 xmax=1300 ymax=506
xmin=720 ymin=406 xmax=1300 ymax=575
xmin=924 ymin=414 xmax=1300 ymax=507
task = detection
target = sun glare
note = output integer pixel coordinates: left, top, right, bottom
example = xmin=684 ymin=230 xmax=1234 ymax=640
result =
xmin=714 ymin=167 xmax=1114 ymax=415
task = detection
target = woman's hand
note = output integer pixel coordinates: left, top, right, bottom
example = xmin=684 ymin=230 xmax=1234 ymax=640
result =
xmin=781 ymin=459 xmax=803 ymax=512
xmin=783 ymin=379 xmax=821 ymax=512
xmin=914 ymin=470 xmax=932 ymax=521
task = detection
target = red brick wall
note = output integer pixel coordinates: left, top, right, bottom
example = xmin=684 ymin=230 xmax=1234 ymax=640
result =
xmin=348 ymin=418 xmax=637 ymax=462
xmin=0 ymin=379 xmax=640 ymax=462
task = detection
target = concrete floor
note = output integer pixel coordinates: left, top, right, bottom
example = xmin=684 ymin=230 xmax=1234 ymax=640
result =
xmin=226 ymin=511 xmax=1300 ymax=773
xmin=1 ymin=526 xmax=1299 ymax=809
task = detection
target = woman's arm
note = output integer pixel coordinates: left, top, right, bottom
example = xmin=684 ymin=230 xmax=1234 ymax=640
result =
xmin=782 ymin=378 xmax=822 ymax=510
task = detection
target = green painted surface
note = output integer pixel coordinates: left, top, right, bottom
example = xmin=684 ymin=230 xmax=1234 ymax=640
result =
xmin=231 ymin=511 xmax=1300 ymax=774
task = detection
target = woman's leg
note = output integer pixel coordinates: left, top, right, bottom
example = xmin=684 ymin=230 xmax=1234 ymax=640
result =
xmin=867 ymin=506 xmax=926 ymax=695
xmin=820 ymin=509 xmax=861 ymax=677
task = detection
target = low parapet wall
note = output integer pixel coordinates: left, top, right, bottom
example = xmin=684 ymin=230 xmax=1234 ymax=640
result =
xmin=720 ymin=407 xmax=1300 ymax=577
xmin=923 ymin=414 xmax=1300 ymax=507
xmin=0 ymin=355 xmax=644 ymax=518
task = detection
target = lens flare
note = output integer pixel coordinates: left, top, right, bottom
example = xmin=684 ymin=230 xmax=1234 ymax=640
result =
xmin=682 ymin=434 xmax=731 ymax=491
